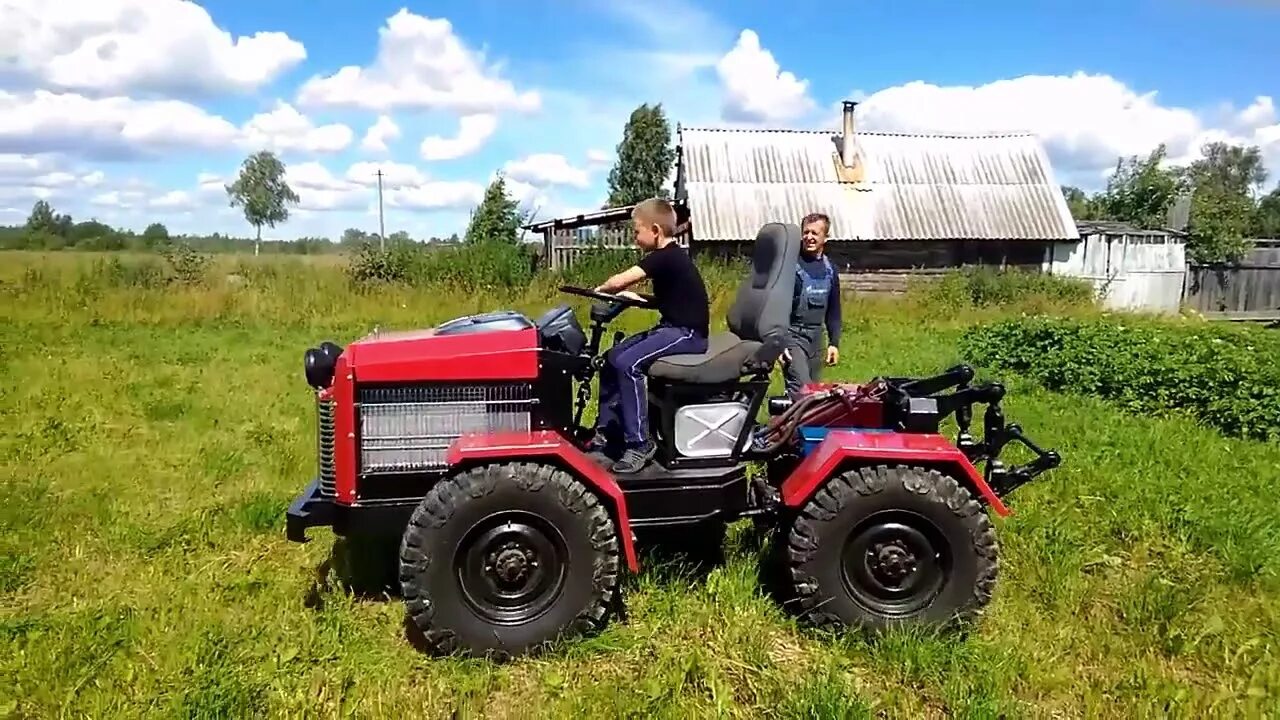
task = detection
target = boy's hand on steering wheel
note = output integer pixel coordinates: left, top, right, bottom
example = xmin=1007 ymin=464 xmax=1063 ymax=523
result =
xmin=616 ymin=290 xmax=645 ymax=302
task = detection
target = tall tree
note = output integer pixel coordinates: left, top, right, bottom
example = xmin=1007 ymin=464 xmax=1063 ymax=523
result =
xmin=1096 ymin=144 xmax=1183 ymax=229
xmin=465 ymin=174 xmax=523 ymax=244
xmin=25 ymin=200 xmax=56 ymax=235
xmin=225 ymin=150 xmax=300 ymax=256
xmin=1184 ymin=141 xmax=1268 ymax=263
xmin=605 ymin=103 xmax=675 ymax=207
xmin=143 ymin=222 xmax=170 ymax=246
xmin=1187 ymin=141 xmax=1267 ymax=197
xmin=1253 ymin=187 xmax=1280 ymax=238
xmin=1061 ymin=185 xmax=1100 ymax=221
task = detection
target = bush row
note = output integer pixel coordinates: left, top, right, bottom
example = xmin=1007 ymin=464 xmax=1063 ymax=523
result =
xmin=960 ymin=315 xmax=1280 ymax=442
xmin=918 ymin=266 xmax=1097 ymax=309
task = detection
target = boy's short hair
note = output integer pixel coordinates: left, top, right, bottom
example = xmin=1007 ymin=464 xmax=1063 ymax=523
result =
xmin=801 ymin=212 xmax=831 ymax=234
xmin=633 ymin=198 xmax=678 ymax=238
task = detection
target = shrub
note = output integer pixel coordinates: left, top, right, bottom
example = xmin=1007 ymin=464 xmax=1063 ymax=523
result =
xmin=161 ymin=243 xmax=211 ymax=286
xmin=95 ymin=257 xmax=169 ymax=289
xmin=961 ymin=315 xmax=1280 ymax=442
xmin=346 ymin=240 xmax=536 ymax=291
xmin=918 ymin=267 xmax=1097 ymax=310
xmin=346 ymin=241 xmax=422 ymax=285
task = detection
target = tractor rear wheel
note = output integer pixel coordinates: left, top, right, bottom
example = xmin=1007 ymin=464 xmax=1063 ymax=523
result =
xmin=776 ymin=464 xmax=998 ymax=632
xmin=398 ymin=462 xmax=621 ymax=659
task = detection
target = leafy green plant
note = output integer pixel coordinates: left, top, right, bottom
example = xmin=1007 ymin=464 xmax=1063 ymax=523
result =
xmin=919 ymin=266 xmax=1097 ymax=310
xmin=161 ymin=243 xmax=212 ymax=286
xmin=961 ymin=315 xmax=1280 ymax=441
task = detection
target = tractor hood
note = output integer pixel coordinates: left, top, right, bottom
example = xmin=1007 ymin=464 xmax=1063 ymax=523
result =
xmin=342 ymin=310 xmax=541 ymax=383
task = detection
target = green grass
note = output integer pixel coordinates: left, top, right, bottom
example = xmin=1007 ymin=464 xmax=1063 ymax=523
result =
xmin=1 ymin=251 xmax=1278 ymax=718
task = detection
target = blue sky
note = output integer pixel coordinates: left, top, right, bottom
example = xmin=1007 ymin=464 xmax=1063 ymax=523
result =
xmin=1 ymin=0 xmax=1277 ymax=241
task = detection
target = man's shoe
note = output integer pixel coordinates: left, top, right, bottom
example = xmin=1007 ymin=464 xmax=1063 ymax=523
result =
xmin=612 ymin=441 xmax=656 ymax=474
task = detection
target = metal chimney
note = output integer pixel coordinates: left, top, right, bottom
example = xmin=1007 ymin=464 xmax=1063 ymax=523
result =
xmin=841 ymin=100 xmax=859 ymax=168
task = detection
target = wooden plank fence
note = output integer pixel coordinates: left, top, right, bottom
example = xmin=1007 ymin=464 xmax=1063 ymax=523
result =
xmin=546 ymin=225 xmax=687 ymax=271
xmin=1183 ymin=243 xmax=1280 ymax=320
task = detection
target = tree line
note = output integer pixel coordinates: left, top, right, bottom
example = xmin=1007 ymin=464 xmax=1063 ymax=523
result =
xmin=1062 ymin=141 xmax=1280 ymax=263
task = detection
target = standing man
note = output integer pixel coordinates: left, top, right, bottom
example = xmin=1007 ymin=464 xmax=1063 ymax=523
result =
xmin=781 ymin=212 xmax=842 ymax=397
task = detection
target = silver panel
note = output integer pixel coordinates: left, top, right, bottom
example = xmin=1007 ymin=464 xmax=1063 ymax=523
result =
xmin=673 ymin=401 xmax=750 ymax=458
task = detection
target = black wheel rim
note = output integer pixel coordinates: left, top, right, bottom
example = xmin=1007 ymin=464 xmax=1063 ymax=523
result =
xmin=841 ymin=510 xmax=948 ymax=617
xmin=455 ymin=511 xmax=569 ymax=626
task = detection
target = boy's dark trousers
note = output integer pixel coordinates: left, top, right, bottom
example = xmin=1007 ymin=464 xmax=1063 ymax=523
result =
xmin=595 ymin=323 xmax=708 ymax=447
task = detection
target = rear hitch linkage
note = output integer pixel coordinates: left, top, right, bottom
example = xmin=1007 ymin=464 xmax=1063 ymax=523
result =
xmin=890 ymin=364 xmax=1062 ymax=498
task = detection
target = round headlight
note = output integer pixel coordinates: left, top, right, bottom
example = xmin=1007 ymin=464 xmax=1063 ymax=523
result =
xmin=304 ymin=341 xmax=341 ymax=389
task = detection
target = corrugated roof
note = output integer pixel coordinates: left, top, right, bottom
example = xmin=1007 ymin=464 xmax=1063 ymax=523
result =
xmin=678 ymin=126 xmax=1080 ymax=242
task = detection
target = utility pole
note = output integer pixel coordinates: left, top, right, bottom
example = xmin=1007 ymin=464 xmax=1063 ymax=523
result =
xmin=376 ymin=168 xmax=386 ymax=251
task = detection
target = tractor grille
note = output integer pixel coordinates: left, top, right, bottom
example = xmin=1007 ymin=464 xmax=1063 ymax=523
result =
xmin=317 ymin=397 xmax=336 ymax=496
xmin=358 ymin=383 xmax=534 ymax=473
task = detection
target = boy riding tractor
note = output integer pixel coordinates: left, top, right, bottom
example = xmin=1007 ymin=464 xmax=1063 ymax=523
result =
xmin=286 ymin=220 xmax=1061 ymax=659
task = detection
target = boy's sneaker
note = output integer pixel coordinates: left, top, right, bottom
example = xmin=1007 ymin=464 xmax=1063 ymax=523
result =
xmin=612 ymin=440 xmax=656 ymax=474
xmin=584 ymin=431 xmax=612 ymax=465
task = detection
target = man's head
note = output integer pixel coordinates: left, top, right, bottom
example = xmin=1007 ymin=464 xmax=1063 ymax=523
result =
xmin=631 ymin=198 xmax=678 ymax=251
xmin=800 ymin=212 xmax=830 ymax=256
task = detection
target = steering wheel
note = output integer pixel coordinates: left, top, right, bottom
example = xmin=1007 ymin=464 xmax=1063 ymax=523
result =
xmin=559 ymin=285 xmax=652 ymax=307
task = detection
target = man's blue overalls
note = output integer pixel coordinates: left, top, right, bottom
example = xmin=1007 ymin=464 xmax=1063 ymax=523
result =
xmin=782 ymin=255 xmax=834 ymax=397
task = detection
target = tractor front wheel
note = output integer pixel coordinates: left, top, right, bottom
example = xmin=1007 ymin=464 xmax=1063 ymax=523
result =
xmin=777 ymin=464 xmax=998 ymax=632
xmin=399 ymin=462 xmax=621 ymax=659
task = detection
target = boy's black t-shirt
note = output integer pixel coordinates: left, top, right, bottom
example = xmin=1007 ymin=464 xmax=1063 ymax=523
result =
xmin=638 ymin=243 xmax=710 ymax=336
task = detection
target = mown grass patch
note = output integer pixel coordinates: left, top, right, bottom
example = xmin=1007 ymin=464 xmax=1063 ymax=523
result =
xmin=0 ymin=250 xmax=1276 ymax=717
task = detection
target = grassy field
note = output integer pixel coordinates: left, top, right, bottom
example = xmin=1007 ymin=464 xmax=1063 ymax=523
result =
xmin=2 ymin=251 xmax=1278 ymax=718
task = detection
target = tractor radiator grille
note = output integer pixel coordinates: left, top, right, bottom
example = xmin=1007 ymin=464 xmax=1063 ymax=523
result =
xmin=316 ymin=397 xmax=336 ymax=497
xmin=357 ymin=383 xmax=534 ymax=473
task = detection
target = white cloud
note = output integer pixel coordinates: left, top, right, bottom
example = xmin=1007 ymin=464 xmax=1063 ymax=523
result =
xmin=278 ymin=160 xmax=481 ymax=214
xmin=0 ymin=91 xmax=355 ymax=159
xmin=361 ymin=115 xmax=401 ymax=152
xmin=419 ymin=114 xmax=497 ymax=161
xmin=0 ymin=0 xmax=306 ymax=96
xmin=283 ymin=161 xmax=367 ymax=212
xmin=502 ymin=153 xmax=590 ymax=189
xmin=586 ymin=149 xmax=611 ymax=168
xmin=239 ymin=101 xmax=353 ymax=154
xmin=0 ymin=90 xmax=239 ymax=158
xmin=149 ymin=190 xmax=195 ymax=210
xmin=296 ymin=9 xmax=539 ymax=115
xmin=345 ymin=161 xmax=427 ymax=189
xmin=386 ymin=182 xmax=485 ymax=211
xmin=716 ymin=30 xmax=815 ymax=125
xmin=844 ymin=73 xmax=1280 ymax=189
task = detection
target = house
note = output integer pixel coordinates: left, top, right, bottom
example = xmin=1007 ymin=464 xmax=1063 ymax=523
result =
xmin=528 ymin=101 xmax=1082 ymax=292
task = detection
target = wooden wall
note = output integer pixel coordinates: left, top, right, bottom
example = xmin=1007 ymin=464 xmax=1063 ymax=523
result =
xmin=1183 ymin=243 xmax=1280 ymax=319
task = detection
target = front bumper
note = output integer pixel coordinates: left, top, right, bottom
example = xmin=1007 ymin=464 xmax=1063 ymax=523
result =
xmin=286 ymin=477 xmax=335 ymax=543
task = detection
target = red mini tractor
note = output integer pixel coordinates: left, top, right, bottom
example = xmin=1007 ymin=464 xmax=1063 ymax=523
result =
xmin=286 ymin=222 xmax=1061 ymax=658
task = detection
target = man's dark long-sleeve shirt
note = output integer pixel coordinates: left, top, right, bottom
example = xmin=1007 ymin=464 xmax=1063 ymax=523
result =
xmin=796 ymin=254 xmax=842 ymax=347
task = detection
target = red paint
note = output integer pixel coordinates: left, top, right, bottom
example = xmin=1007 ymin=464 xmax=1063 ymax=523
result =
xmin=332 ymin=354 xmax=359 ymax=505
xmin=345 ymin=327 xmax=539 ymax=382
xmin=446 ymin=431 xmax=640 ymax=572
xmin=779 ymin=430 xmax=1010 ymax=516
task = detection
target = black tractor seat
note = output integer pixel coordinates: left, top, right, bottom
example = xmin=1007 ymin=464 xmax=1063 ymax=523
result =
xmin=648 ymin=333 xmax=762 ymax=384
xmin=645 ymin=222 xmax=802 ymax=385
